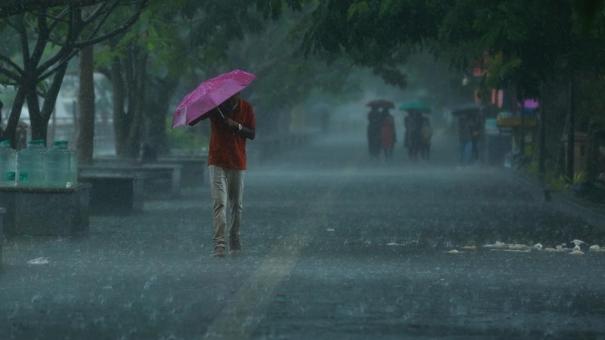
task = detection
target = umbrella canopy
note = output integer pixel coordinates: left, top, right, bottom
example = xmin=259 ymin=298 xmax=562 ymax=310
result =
xmin=400 ymin=100 xmax=430 ymax=113
xmin=172 ymin=69 xmax=256 ymax=128
xmin=366 ymin=99 xmax=395 ymax=109
xmin=451 ymin=104 xmax=481 ymax=117
xmin=523 ymin=99 xmax=539 ymax=110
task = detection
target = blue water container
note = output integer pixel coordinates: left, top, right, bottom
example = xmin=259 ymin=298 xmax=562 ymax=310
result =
xmin=18 ymin=139 xmax=47 ymax=187
xmin=48 ymin=140 xmax=77 ymax=188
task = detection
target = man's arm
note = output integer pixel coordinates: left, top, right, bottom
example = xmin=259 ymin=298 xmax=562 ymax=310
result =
xmin=237 ymin=124 xmax=255 ymax=140
xmin=225 ymin=118 xmax=255 ymax=140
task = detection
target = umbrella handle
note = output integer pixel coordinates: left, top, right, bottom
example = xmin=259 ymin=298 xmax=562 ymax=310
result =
xmin=217 ymin=106 xmax=226 ymax=120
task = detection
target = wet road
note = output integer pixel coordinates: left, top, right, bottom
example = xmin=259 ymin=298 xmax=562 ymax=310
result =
xmin=1 ymin=132 xmax=605 ymax=339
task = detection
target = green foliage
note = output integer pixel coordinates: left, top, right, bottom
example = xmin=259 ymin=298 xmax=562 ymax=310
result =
xmin=165 ymin=117 xmax=208 ymax=152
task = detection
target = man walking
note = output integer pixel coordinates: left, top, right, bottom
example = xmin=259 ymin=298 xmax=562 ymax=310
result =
xmin=206 ymin=93 xmax=256 ymax=257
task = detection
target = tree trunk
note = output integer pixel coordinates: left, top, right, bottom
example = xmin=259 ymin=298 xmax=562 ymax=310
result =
xmin=77 ymin=45 xmax=95 ymax=165
xmin=567 ymin=76 xmax=575 ymax=181
xmin=123 ymin=50 xmax=147 ymax=159
xmin=538 ymin=101 xmax=546 ymax=176
xmin=3 ymin=86 xmax=27 ymax=147
xmin=585 ymin=119 xmax=599 ymax=182
xmin=25 ymin=81 xmax=46 ymax=143
xmin=145 ymin=78 xmax=177 ymax=156
xmin=111 ymin=46 xmax=147 ymax=159
xmin=24 ymin=62 xmax=69 ymax=146
xmin=111 ymin=57 xmax=128 ymax=158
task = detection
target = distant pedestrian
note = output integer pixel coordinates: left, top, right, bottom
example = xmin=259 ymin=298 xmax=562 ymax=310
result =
xmin=458 ymin=116 xmax=472 ymax=164
xmin=404 ymin=112 xmax=423 ymax=160
xmin=381 ymin=111 xmax=396 ymax=160
xmin=419 ymin=116 xmax=432 ymax=160
xmin=367 ymin=107 xmax=382 ymax=158
xmin=469 ymin=114 xmax=481 ymax=162
xmin=204 ymin=93 xmax=256 ymax=257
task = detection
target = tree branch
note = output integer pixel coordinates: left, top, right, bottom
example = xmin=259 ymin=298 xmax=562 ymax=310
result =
xmin=36 ymin=6 xmax=80 ymax=75
xmin=38 ymin=49 xmax=79 ymax=81
xmin=46 ymin=7 xmax=70 ymax=31
xmin=42 ymin=62 xmax=68 ymax=121
xmin=16 ymin=15 xmax=30 ymax=67
xmin=79 ymin=1 xmax=120 ymax=42
xmin=30 ymin=10 xmax=50 ymax=66
xmin=81 ymin=1 xmax=111 ymax=25
xmin=0 ymin=0 xmax=107 ymax=18
xmin=0 ymin=65 xmax=21 ymax=82
xmin=0 ymin=54 xmax=23 ymax=75
xmin=74 ymin=0 xmax=148 ymax=48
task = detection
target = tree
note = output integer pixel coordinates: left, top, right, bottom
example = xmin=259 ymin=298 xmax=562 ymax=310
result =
xmin=76 ymin=45 xmax=95 ymax=164
xmin=97 ymin=0 xmax=300 ymax=158
xmin=0 ymin=1 xmax=107 ymax=18
xmin=0 ymin=0 xmax=147 ymax=146
xmin=302 ymin=0 xmax=605 ymax=181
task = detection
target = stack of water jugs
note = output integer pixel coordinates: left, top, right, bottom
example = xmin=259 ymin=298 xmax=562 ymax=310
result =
xmin=0 ymin=139 xmax=78 ymax=188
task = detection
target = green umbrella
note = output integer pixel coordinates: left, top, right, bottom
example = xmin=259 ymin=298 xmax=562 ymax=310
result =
xmin=400 ymin=100 xmax=431 ymax=113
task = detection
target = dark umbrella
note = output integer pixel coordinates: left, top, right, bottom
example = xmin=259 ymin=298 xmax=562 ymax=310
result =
xmin=366 ymin=99 xmax=395 ymax=109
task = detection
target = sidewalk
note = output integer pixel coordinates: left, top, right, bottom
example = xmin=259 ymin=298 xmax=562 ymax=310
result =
xmin=511 ymin=169 xmax=605 ymax=228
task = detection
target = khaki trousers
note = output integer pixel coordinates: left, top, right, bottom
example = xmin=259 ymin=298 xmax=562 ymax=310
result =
xmin=208 ymin=165 xmax=245 ymax=248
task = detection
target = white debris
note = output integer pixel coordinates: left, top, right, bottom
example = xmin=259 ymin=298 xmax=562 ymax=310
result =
xmin=555 ymin=245 xmax=570 ymax=252
xmin=27 ymin=257 xmax=49 ymax=265
xmin=571 ymin=239 xmax=585 ymax=247
xmin=570 ymin=249 xmax=585 ymax=255
xmin=502 ymin=249 xmax=531 ymax=253
xmin=386 ymin=242 xmax=402 ymax=246
xmin=507 ymin=243 xmax=531 ymax=251
xmin=447 ymin=249 xmax=461 ymax=254
xmin=326 ymin=228 xmax=335 ymax=232
xmin=533 ymin=243 xmax=543 ymax=251
xmin=462 ymin=245 xmax=477 ymax=250
xmin=484 ymin=242 xmax=532 ymax=252
xmin=483 ymin=241 xmax=506 ymax=249
xmin=544 ymin=247 xmax=557 ymax=252
xmin=589 ymin=244 xmax=602 ymax=252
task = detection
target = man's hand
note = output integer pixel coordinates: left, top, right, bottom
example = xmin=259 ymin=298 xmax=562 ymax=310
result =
xmin=225 ymin=118 xmax=239 ymax=130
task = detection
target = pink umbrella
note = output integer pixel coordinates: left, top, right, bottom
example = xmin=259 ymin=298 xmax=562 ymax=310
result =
xmin=523 ymin=99 xmax=539 ymax=110
xmin=172 ymin=69 xmax=256 ymax=128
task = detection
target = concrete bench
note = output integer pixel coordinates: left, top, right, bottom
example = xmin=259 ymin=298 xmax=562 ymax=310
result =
xmin=0 ymin=207 xmax=4 ymax=269
xmin=94 ymin=156 xmax=205 ymax=188
xmin=80 ymin=164 xmax=182 ymax=198
xmin=78 ymin=173 xmax=144 ymax=214
xmin=0 ymin=185 xmax=90 ymax=237
xmin=157 ymin=156 xmax=207 ymax=188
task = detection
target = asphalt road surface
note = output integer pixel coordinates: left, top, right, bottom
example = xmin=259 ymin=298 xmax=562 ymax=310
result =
xmin=1 ymin=131 xmax=605 ymax=339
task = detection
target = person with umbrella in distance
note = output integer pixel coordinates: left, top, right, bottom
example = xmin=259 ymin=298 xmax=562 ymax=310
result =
xmin=172 ymin=70 xmax=256 ymax=257
xmin=366 ymin=100 xmax=394 ymax=160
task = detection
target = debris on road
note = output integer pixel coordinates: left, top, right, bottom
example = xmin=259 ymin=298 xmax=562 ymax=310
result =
xmin=27 ymin=257 xmax=49 ymax=265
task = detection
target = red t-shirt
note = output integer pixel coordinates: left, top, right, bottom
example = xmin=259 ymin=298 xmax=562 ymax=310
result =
xmin=208 ymin=99 xmax=256 ymax=170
